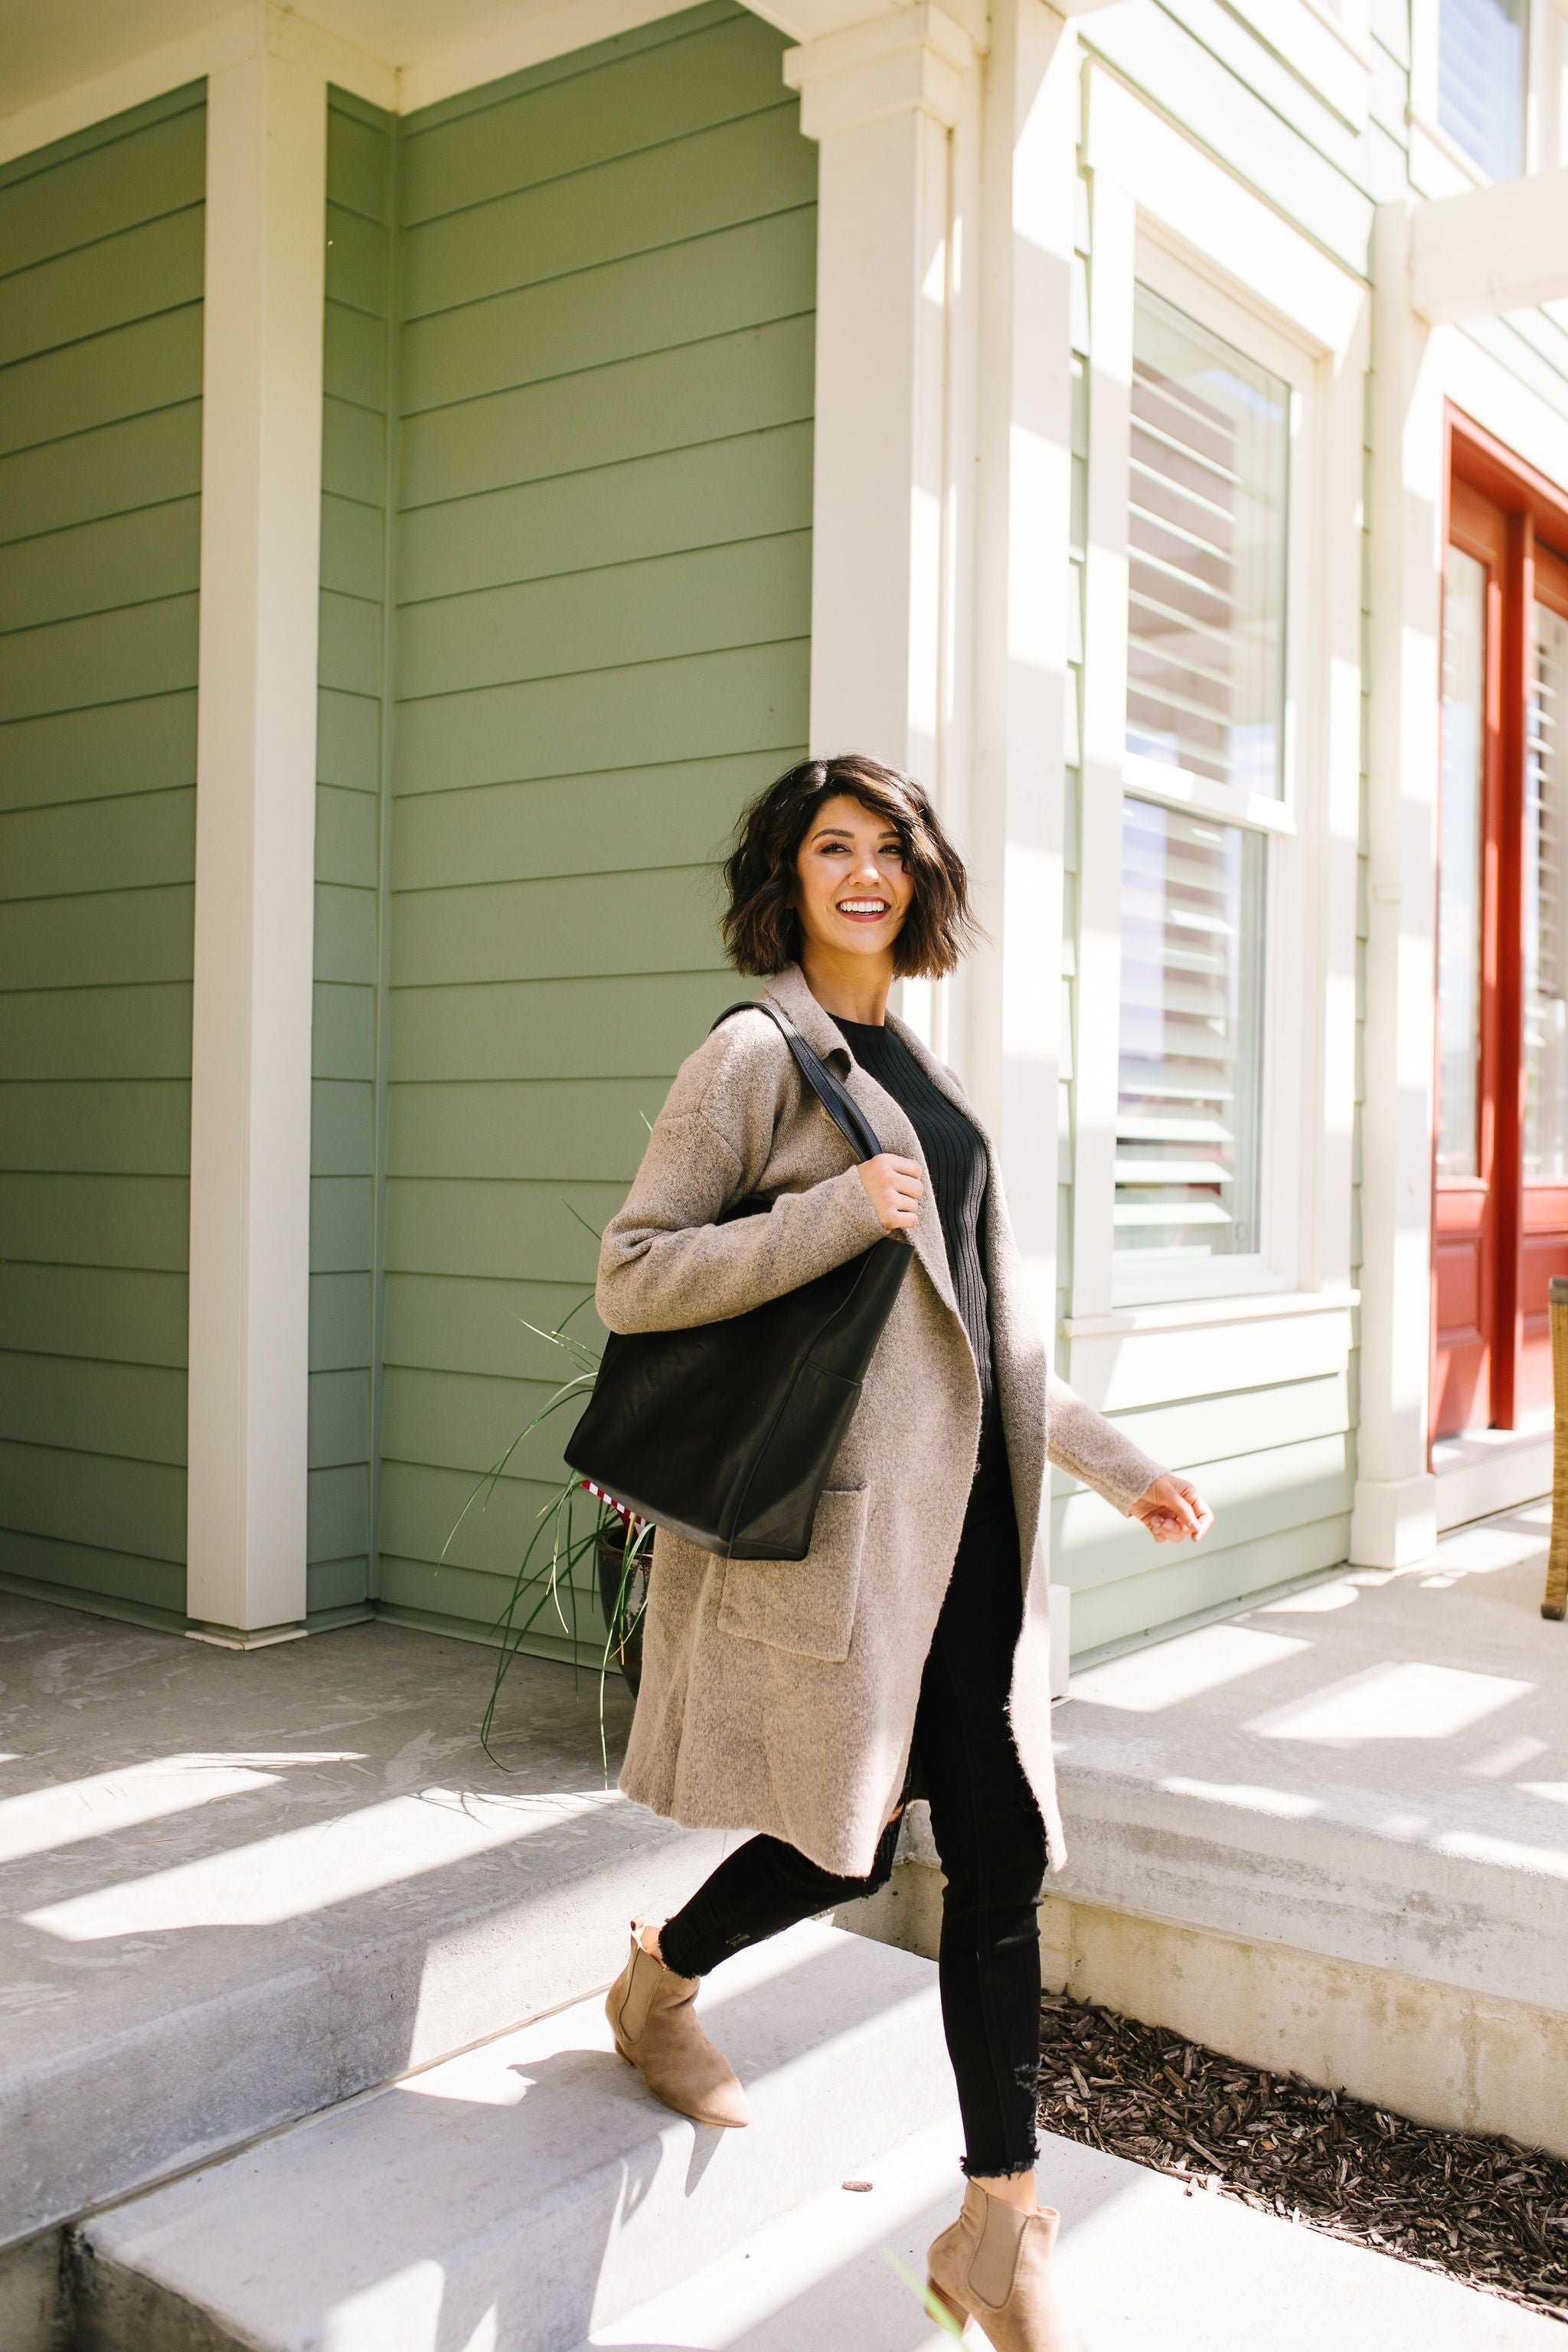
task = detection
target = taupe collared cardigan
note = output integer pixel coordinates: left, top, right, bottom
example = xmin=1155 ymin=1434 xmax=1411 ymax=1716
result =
xmin=596 ymin=963 xmax=1164 ymax=1880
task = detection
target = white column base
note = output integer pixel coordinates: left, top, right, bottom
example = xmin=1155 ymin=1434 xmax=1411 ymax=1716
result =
xmin=1348 ymin=1472 xmax=1438 ymax=1568
xmin=186 ymin=1621 xmax=309 ymax=1650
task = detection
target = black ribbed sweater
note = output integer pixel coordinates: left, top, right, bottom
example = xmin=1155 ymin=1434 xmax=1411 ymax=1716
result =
xmin=831 ymin=1016 xmax=995 ymax=1405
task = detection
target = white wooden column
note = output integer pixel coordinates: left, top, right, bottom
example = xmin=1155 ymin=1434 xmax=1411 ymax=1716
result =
xmin=966 ymin=0 xmax=1079 ymax=1287
xmin=185 ymin=33 xmax=327 ymax=1644
xmin=783 ymin=7 xmax=974 ymax=782
xmin=1351 ymin=199 xmax=1441 ymax=1568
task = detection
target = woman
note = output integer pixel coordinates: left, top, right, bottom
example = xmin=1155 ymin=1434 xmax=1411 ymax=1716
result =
xmin=596 ymin=753 xmax=1212 ymax=2350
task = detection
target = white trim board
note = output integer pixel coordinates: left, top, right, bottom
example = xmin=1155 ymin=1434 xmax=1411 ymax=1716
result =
xmin=184 ymin=39 xmax=327 ymax=1640
xmin=1432 ymin=1429 xmax=1553 ymax=1531
xmin=400 ymin=0 xmax=758 ymax=111
xmin=1411 ymin=166 xmax=1568 ymax=325
xmin=0 ymin=0 xmax=978 ymax=158
xmin=0 ymin=5 xmax=395 ymax=165
xmin=1067 ymin=1302 xmax=1357 ymax=1414
xmin=0 ymin=0 xmax=768 ymax=157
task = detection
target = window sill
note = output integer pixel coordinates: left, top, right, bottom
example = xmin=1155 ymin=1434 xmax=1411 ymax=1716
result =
xmin=1062 ymin=1288 xmax=1359 ymax=1338
xmin=1122 ymin=753 xmax=1297 ymax=836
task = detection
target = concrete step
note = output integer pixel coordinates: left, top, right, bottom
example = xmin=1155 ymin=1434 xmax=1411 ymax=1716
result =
xmin=577 ymin=2118 xmax=1561 ymax=2352
xmin=70 ymin=1922 xmax=957 ymax=2352
xmin=3 ymin=1600 xmax=737 ymax=2245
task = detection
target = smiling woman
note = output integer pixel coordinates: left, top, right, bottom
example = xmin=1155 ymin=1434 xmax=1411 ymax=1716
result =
xmin=593 ymin=749 xmax=1211 ymax=2352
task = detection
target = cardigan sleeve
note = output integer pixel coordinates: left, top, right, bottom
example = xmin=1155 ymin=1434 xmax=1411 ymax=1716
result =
xmin=1045 ymin=1369 xmax=1163 ymax=1515
xmin=596 ymin=1020 xmax=892 ymax=1336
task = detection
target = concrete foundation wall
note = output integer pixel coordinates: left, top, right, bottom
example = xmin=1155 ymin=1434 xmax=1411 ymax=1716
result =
xmin=839 ymin=1860 xmax=1568 ymax=2163
xmin=0 ymin=2230 xmax=66 ymax=2352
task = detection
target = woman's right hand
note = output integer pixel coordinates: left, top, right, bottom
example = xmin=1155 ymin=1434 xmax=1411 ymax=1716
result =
xmin=858 ymin=1152 xmax=924 ymax=1233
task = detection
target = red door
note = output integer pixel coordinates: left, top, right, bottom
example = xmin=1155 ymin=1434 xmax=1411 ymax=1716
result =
xmin=1432 ymin=483 xmax=1507 ymax=1439
xmin=1432 ymin=439 xmax=1568 ymax=1442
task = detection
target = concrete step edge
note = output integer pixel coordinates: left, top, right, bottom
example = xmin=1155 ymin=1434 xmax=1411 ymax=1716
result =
xmin=10 ymin=1821 xmax=738 ymax=2248
xmin=74 ymin=1924 xmax=960 ymax=2352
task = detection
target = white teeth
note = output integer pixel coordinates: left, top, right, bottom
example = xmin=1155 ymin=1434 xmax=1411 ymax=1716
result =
xmin=838 ymin=900 xmax=888 ymax=913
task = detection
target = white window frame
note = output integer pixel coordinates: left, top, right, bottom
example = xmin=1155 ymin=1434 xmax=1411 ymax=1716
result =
xmin=1107 ymin=240 xmax=1313 ymax=1308
xmin=1409 ymin=0 xmax=1568 ymax=193
xmin=1071 ymin=69 xmax=1367 ymax=1342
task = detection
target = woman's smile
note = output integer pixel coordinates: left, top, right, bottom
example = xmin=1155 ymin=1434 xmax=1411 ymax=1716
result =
xmin=792 ymin=792 xmax=916 ymax=992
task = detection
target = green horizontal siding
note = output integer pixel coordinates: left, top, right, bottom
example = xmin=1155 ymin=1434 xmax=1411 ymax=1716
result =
xmin=0 ymin=84 xmax=204 ymax=1625
xmin=306 ymin=85 xmax=391 ymax=1621
xmin=364 ymin=1 xmax=813 ymax=1663
xmin=1054 ymin=1379 xmax=1356 ymax=1655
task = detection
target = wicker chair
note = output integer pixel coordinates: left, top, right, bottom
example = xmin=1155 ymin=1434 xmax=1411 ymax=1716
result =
xmin=1547 ymin=1275 xmax=1568 ymax=1620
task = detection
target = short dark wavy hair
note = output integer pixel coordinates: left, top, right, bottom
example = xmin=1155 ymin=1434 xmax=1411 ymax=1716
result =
xmin=721 ymin=753 xmax=977 ymax=979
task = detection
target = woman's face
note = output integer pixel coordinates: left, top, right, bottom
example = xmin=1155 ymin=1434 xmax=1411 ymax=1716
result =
xmin=792 ymin=792 xmax=914 ymax=964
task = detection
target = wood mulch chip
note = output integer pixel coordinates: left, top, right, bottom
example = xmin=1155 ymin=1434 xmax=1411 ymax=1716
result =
xmin=1037 ymin=1991 xmax=1568 ymax=2323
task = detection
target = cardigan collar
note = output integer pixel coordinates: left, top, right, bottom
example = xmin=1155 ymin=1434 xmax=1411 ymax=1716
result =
xmin=760 ymin=962 xmax=962 ymax=1322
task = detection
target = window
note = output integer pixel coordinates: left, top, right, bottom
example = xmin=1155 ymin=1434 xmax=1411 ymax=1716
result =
xmin=1116 ymin=802 xmax=1266 ymax=1257
xmin=1126 ymin=289 xmax=1290 ymax=799
xmin=1437 ymin=0 xmax=1527 ymax=178
xmin=1113 ymin=284 xmax=1292 ymax=1283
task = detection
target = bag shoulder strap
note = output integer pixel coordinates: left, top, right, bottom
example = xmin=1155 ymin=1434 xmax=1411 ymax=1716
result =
xmin=710 ymin=998 xmax=884 ymax=1165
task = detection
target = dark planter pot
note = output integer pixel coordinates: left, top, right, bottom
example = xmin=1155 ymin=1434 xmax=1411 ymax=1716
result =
xmin=595 ymin=1517 xmax=649 ymax=1696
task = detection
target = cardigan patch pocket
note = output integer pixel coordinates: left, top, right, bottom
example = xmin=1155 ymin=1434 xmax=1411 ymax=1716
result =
xmin=717 ymin=1486 xmax=869 ymax=1662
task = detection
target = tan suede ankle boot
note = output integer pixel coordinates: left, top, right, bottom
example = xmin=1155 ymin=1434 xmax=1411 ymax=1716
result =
xmin=604 ymin=1924 xmax=750 ymax=2130
xmin=926 ymin=2180 xmax=1071 ymax=2351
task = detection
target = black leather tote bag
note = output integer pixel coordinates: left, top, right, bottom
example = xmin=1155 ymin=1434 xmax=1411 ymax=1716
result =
xmin=564 ymin=1000 xmax=913 ymax=1560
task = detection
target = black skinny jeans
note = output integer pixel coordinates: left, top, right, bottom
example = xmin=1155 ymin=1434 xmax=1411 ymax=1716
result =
xmin=659 ymin=1415 xmax=1048 ymax=2178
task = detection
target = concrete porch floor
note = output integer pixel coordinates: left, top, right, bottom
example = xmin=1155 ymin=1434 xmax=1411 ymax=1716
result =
xmin=1032 ymin=1498 xmax=1568 ymax=2154
xmin=7 ymin=1496 xmax=1567 ymax=2263
xmin=0 ymin=1593 xmax=734 ymax=2247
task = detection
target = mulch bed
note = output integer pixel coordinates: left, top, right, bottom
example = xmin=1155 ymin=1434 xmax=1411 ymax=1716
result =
xmin=1037 ymin=1991 xmax=1568 ymax=2322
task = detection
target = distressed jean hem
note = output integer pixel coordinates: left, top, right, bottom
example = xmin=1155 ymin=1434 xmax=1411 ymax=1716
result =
xmin=960 ymin=2142 xmax=1040 ymax=2180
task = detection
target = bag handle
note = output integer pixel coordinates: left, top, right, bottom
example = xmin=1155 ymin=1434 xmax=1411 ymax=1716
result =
xmin=711 ymin=998 xmax=886 ymax=1165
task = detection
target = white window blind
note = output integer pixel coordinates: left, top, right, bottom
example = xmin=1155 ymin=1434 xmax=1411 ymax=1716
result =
xmin=1438 ymin=0 xmax=1526 ymax=181
xmin=1127 ymin=287 xmax=1289 ymax=799
xmin=1116 ymin=286 xmax=1285 ymax=1279
xmin=1115 ymin=799 xmax=1265 ymax=1259
xmin=1525 ymin=598 xmax=1568 ymax=1178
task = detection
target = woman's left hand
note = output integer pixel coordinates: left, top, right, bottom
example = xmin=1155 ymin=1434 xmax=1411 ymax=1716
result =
xmin=1129 ymin=1474 xmax=1213 ymax=1544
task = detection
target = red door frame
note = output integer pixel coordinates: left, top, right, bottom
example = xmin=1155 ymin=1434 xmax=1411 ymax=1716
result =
xmin=1433 ymin=409 xmax=1568 ymax=1448
xmin=1432 ymin=482 xmax=1506 ymax=1440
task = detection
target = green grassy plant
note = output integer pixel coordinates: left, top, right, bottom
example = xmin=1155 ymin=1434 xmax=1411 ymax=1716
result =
xmin=441 ymin=1278 xmax=649 ymax=1775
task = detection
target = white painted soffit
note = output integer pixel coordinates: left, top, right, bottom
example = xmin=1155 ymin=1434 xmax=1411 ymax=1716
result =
xmin=0 ymin=0 xmax=946 ymax=139
xmin=1410 ymin=167 xmax=1568 ymax=325
xmin=1 ymin=0 xmax=1134 ymax=146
